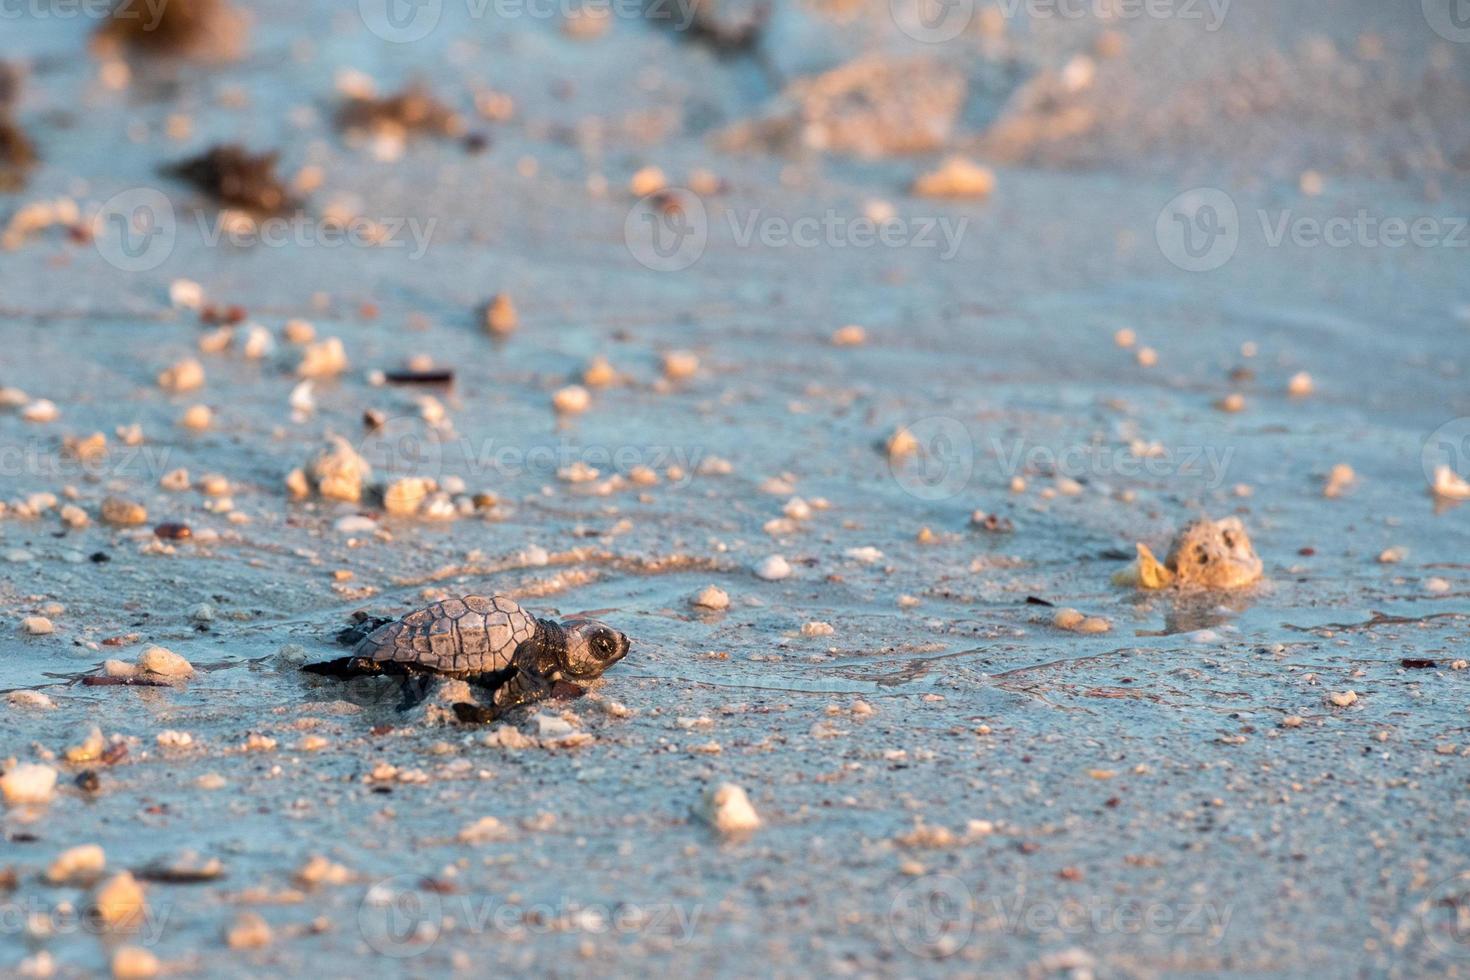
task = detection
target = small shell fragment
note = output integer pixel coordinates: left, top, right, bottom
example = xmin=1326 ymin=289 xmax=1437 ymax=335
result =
xmin=698 ymin=782 xmax=761 ymax=835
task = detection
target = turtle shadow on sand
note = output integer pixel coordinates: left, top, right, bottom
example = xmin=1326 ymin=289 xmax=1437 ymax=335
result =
xmin=1132 ymin=588 xmax=1263 ymax=637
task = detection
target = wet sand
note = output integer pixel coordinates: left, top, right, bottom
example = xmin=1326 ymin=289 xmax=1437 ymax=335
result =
xmin=3 ymin=1 xmax=1470 ymax=976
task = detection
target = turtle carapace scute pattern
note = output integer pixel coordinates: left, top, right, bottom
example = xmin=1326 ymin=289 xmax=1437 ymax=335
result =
xmin=303 ymin=593 xmax=630 ymax=721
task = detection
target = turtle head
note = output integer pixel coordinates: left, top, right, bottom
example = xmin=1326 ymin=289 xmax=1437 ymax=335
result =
xmin=547 ymin=619 xmax=630 ymax=681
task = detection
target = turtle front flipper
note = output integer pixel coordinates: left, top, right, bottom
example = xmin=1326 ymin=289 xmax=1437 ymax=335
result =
xmin=452 ymin=664 xmax=550 ymax=724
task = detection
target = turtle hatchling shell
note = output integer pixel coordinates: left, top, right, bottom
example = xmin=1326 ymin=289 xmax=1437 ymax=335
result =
xmin=353 ymin=594 xmax=536 ymax=675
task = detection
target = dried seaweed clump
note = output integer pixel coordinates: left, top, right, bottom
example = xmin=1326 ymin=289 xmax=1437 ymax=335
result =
xmin=162 ymin=145 xmax=293 ymax=214
xmin=336 ymin=84 xmax=463 ymax=142
xmin=93 ymin=0 xmax=247 ymax=61
xmin=718 ymin=56 xmax=967 ymax=157
xmin=1114 ymin=516 xmax=1263 ymax=591
xmin=0 ymin=63 xmax=36 ymax=191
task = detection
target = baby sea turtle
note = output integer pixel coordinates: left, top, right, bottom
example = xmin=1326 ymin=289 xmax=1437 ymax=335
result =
xmin=304 ymin=594 xmax=629 ymax=722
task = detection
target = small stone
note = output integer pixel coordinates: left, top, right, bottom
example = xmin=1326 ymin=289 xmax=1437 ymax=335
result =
xmin=1052 ymin=608 xmax=1085 ymax=630
xmin=160 ymin=468 xmax=190 ymax=491
xmin=297 ymin=337 xmax=348 ymax=378
xmin=283 ymin=318 xmax=316 ymax=344
xmin=691 ymin=585 xmax=730 ymax=610
xmin=1323 ymin=463 xmax=1355 ymax=498
xmin=1136 ymin=346 xmax=1158 ymax=367
xmin=91 ymin=871 xmax=146 ymax=927
xmin=7 ymin=690 xmax=55 ymax=709
xmin=59 ymin=504 xmax=89 ymax=528
xmin=196 ymin=773 xmax=227 ymax=790
xmin=755 ymin=555 xmax=791 ymax=581
xmin=830 ymin=324 xmax=866 ymax=347
xmin=1327 ymin=690 xmax=1358 ymax=708
xmin=46 ymin=844 xmax=106 ymax=885
xmin=629 ymin=165 xmax=666 ymax=197
xmin=224 ymin=911 xmax=273 ymax=949
xmin=801 ymin=621 xmax=834 ymax=637
xmin=912 ymin=156 xmax=994 ymax=198
xmin=137 ymin=645 xmax=193 ymax=679
xmin=457 ymin=816 xmax=513 ymax=844
xmin=17 ymin=951 xmax=55 ymax=978
xmin=1426 ymin=577 xmax=1452 ymax=594
xmin=111 ymin=946 xmax=159 ymax=980
xmin=1287 ymin=371 xmax=1314 ymax=397
xmin=698 ymin=782 xmax=761 ymax=835
xmin=100 ymin=496 xmax=147 ymax=526
xmin=844 ymin=546 xmax=883 ymax=564
xmin=1113 ymin=328 xmax=1136 ymax=347
xmin=552 ymin=384 xmax=590 ymax=415
xmin=157 ymin=358 xmax=205 ymax=393
xmin=156 ymin=730 xmax=193 ymax=748
xmin=169 ymin=279 xmax=203 ymax=309
xmin=482 ymin=294 xmax=517 ymax=336
xmin=179 ymin=404 xmax=212 ymax=430
xmin=886 ymin=426 xmax=919 ymax=459
xmin=582 ymin=356 xmax=617 ymax=387
xmin=1 ymin=762 xmax=58 ymax=805
xmin=383 ymin=477 xmax=436 ymax=516
xmin=307 ymin=436 xmax=371 ymax=503
xmin=64 ymin=726 xmax=105 ymax=762
xmin=21 ymin=399 xmax=59 ymax=422
xmin=1378 ymin=546 xmax=1407 ymax=564
xmin=21 ymin=616 xmax=54 ymax=635
xmin=661 ymin=350 xmax=699 ymax=381
xmin=189 ymin=603 xmax=215 ymax=623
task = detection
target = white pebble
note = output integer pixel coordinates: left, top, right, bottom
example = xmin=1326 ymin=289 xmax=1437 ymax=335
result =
xmin=755 ymin=555 xmax=791 ymax=581
xmin=698 ymin=783 xmax=761 ymax=835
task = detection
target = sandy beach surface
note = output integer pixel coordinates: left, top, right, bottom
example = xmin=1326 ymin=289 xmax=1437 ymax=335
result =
xmin=2 ymin=1 xmax=1470 ymax=976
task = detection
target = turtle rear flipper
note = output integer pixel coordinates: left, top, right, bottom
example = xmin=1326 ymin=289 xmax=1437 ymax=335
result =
xmin=301 ymin=656 xmax=387 ymax=679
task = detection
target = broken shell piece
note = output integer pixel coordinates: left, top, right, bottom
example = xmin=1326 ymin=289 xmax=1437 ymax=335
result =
xmin=100 ymin=496 xmax=148 ymax=526
xmin=690 ymin=585 xmax=730 ymax=610
xmin=1115 ymin=517 xmax=1262 ymax=591
xmin=1 ymin=762 xmax=58 ymax=805
xmin=482 ymin=294 xmax=517 ymax=336
xmin=582 ymin=356 xmax=617 ymax=388
xmin=137 ymin=645 xmax=194 ymax=680
xmin=91 ymin=872 xmax=146 ymax=928
xmin=661 ymin=350 xmax=699 ymax=381
xmin=698 ymin=782 xmax=761 ymax=835
xmin=157 ymin=358 xmax=205 ymax=393
xmin=47 ymin=844 xmax=107 ymax=885
xmin=306 ymin=436 xmax=371 ymax=503
xmin=1323 ymin=463 xmax=1355 ymax=498
xmin=912 ymin=156 xmax=994 ymax=199
xmin=552 ymin=384 xmax=590 ymax=415
xmin=297 ymin=337 xmax=348 ymax=378
xmin=1430 ymin=465 xmax=1470 ymax=501
xmin=382 ymin=477 xmax=436 ymax=516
